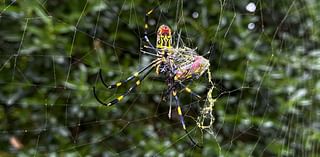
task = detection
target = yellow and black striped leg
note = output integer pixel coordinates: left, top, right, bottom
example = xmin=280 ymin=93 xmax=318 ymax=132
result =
xmin=93 ymin=65 xmax=155 ymax=107
xmin=143 ymin=7 xmax=158 ymax=50
xmin=98 ymin=59 xmax=158 ymax=90
xmin=172 ymin=90 xmax=202 ymax=148
xmin=179 ymin=82 xmax=201 ymax=99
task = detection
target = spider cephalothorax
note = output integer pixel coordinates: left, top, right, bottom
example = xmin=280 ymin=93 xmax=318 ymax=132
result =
xmin=93 ymin=8 xmax=210 ymax=148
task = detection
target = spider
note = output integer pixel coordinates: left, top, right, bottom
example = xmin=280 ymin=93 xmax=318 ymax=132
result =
xmin=93 ymin=7 xmax=210 ymax=148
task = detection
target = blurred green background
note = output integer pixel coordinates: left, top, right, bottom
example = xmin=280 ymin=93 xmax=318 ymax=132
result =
xmin=0 ymin=0 xmax=319 ymax=156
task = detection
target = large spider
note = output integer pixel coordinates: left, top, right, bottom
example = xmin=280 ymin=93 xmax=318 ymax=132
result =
xmin=93 ymin=7 xmax=210 ymax=148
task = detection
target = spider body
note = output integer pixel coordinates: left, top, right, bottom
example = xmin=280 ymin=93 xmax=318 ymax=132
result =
xmin=155 ymin=25 xmax=209 ymax=82
xmin=93 ymin=8 xmax=210 ymax=148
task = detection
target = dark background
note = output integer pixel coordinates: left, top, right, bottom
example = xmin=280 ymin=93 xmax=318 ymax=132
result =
xmin=0 ymin=0 xmax=319 ymax=156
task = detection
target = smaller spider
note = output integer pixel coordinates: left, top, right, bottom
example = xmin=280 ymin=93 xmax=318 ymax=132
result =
xmin=93 ymin=7 xmax=210 ymax=148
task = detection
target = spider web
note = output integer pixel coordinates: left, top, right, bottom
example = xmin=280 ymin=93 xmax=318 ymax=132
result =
xmin=0 ymin=0 xmax=319 ymax=156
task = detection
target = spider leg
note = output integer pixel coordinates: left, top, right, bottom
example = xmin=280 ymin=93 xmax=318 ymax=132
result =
xmin=93 ymin=62 xmax=158 ymax=106
xmin=143 ymin=7 xmax=158 ymax=50
xmin=172 ymin=90 xmax=203 ymax=148
xmin=163 ymin=83 xmax=176 ymax=119
xmin=98 ymin=59 xmax=159 ymax=90
xmin=175 ymin=30 xmax=182 ymax=49
xmin=140 ymin=49 xmax=161 ymax=57
xmin=168 ymin=94 xmax=173 ymax=119
xmin=178 ymin=82 xmax=201 ymax=99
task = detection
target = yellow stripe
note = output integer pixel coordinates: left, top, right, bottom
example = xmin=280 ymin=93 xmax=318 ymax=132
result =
xmin=156 ymin=65 xmax=160 ymax=75
xmin=167 ymin=40 xmax=172 ymax=47
xmin=173 ymin=91 xmax=177 ymax=96
xmin=116 ymin=82 xmax=122 ymax=87
xmin=185 ymin=87 xmax=191 ymax=93
xmin=144 ymin=24 xmax=148 ymax=29
xmin=177 ymin=106 xmax=182 ymax=115
xmin=107 ymin=103 xmax=111 ymax=106
xmin=147 ymin=9 xmax=153 ymax=15
xmin=133 ymin=72 xmax=139 ymax=77
xmin=136 ymin=80 xmax=141 ymax=85
xmin=182 ymin=124 xmax=186 ymax=130
xmin=117 ymin=95 xmax=124 ymax=101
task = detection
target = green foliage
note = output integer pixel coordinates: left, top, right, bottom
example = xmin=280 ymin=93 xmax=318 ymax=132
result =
xmin=0 ymin=0 xmax=319 ymax=156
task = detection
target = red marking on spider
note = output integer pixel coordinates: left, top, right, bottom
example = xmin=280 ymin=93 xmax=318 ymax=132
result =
xmin=158 ymin=25 xmax=171 ymax=35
